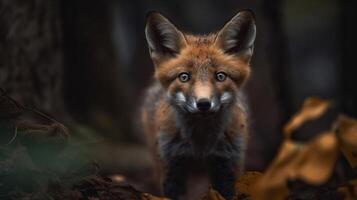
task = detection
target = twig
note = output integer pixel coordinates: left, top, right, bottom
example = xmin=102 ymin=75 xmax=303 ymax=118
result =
xmin=25 ymin=106 xmax=62 ymax=125
xmin=6 ymin=126 xmax=18 ymax=145
xmin=0 ymin=87 xmax=25 ymax=110
xmin=0 ymin=87 xmax=63 ymax=125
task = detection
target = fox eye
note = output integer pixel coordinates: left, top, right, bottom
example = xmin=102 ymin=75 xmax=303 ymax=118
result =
xmin=178 ymin=72 xmax=190 ymax=82
xmin=216 ymin=72 xmax=227 ymax=82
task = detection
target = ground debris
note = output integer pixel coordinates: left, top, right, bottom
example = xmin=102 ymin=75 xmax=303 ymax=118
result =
xmin=1 ymin=92 xmax=356 ymax=199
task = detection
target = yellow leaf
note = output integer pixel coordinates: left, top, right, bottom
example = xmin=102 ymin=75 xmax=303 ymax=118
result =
xmin=252 ymin=140 xmax=298 ymax=200
xmin=296 ymin=132 xmax=338 ymax=184
xmin=235 ymin=171 xmax=263 ymax=197
xmin=283 ymin=97 xmax=330 ymax=139
xmin=252 ymin=132 xmax=338 ymax=200
xmin=335 ymin=115 xmax=357 ymax=168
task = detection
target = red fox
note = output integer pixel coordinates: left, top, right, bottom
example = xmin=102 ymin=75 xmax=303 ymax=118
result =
xmin=141 ymin=10 xmax=256 ymax=200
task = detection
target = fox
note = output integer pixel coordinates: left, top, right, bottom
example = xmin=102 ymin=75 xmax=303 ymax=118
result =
xmin=141 ymin=10 xmax=256 ymax=200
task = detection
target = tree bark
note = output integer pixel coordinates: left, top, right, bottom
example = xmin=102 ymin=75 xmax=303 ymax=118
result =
xmin=0 ymin=0 xmax=67 ymax=120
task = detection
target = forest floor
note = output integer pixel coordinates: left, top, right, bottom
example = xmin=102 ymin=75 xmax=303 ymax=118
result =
xmin=0 ymin=89 xmax=356 ymax=200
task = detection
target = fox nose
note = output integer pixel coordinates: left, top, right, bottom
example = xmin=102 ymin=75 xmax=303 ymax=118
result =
xmin=196 ymin=98 xmax=212 ymax=112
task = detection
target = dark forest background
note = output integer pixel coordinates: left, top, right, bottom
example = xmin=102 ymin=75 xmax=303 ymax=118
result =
xmin=0 ymin=0 xmax=356 ymax=195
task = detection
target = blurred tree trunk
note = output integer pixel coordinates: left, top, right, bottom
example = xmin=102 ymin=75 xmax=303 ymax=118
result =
xmin=0 ymin=0 xmax=67 ymax=120
xmin=61 ymin=0 xmax=135 ymax=141
xmin=0 ymin=0 xmax=135 ymax=141
xmin=262 ymin=0 xmax=291 ymax=120
xmin=255 ymin=0 xmax=290 ymax=168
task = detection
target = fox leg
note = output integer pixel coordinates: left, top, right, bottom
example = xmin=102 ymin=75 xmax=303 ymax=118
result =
xmin=163 ymin=156 xmax=188 ymax=200
xmin=208 ymin=156 xmax=236 ymax=200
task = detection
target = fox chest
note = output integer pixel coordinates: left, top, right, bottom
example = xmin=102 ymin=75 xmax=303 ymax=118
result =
xmin=157 ymin=126 xmax=243 ymax=162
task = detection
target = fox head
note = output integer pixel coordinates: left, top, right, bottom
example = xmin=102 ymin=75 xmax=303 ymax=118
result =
xmin=145 ymin=10 xmax=256 ymax=114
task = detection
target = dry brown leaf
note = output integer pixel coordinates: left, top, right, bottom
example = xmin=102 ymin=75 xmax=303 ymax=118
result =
xmin=296 ymin=132 xmax=338 ymax=183
xmin=235 ymin=171 xmax=263 ymax=197
xmin=110 ymin=174 xmax=127 ymax=183
xmin=337 ymin=115 xmax=357 ymax=149
xmin=248 ymin=97 xmax=338 ymax=200
xmin=283 ymin=97 xmax=330 ymax=138
xmin=340 ymin=147 xmax=357 ymax=169
xmin=252 ymin=140 xmax=297 ymax=200
xmin=253 ymin=132 xmax=339 ymax=200
xmin=200 ymin=188 xmax=226 ymax=200
xmin=335 ymin=115 xmax=357 ymax=168
xmin=337 ymin=179 xmax=357 ymax=200
xmin=141 ymin=193 xmax=169 ymax=200
xmin=253 ymin=180 xmax=289 ymax=200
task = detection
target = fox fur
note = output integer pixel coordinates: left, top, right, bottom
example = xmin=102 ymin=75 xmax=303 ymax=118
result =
xmin=141 ymin=10 xmax=256 ymax=200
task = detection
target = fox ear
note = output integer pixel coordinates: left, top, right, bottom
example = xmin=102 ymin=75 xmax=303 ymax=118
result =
xmin=215 ymin=10 xmax=256 ymax=62
xmin=145 ymin=11 xmax=187 ymax=63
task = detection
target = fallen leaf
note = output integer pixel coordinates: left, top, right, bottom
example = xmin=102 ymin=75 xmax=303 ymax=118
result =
xmin=141 ymin=193 xmax=169 ymax=200
xmin=337 ymin=179 xmax=357 ymax=200
xmin=296 ymin=132 xmax=338 ymax=183
xmin=110 ymin=174 xmax=127 ymax=183
xmin=340 ymin=148 xmax=357 ymax=169
xmin=252 ymin=140 xmax=297 ymax=200
xmin=253 ymin=132 xmax=339 ymax=200
xmin=235 ymin=171 xmax=263 ymax=197
xmin=335 ymin=115 xmax=357 ymax=168
xmin=283 ymin=97 xmax=330 ymax=139
xmin=201 ymin=188 xmax=226 ymax=200
xmin=253 ymin=179 xmax=289 ymax=200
